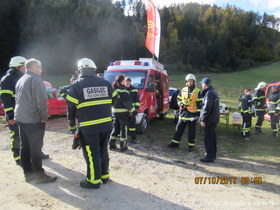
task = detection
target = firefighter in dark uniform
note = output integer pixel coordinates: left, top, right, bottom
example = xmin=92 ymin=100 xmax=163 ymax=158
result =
xmin=167 ymin=74 xmax=202 ymax=152
xmin=59 ymin=74 xmax=78 ymax=134
xmin=0 ymin=56 xmax=27 ymax=165
xmin=253 ymin=82 xmax=267 ymax=134
xmin=66 ymin=58 xmax=113 ymax=189
xmin=239 ymin=88 xmax=253 ymax=140
xmin=109 ymin=74 xmax=135 ymax=152
xmin=125 ymin=77 xmax=140 ymax=143
xmin=268 ymin=85 xmax=280 ymax=138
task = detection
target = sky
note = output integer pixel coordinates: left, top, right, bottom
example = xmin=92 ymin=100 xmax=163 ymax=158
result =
xmin=152 ymin=0 xmax=280 ymax=18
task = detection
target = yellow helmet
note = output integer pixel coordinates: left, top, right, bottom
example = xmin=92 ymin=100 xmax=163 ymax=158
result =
xmin=9 ymin=56 xmax=27 ymax=67
xmin=185 ymin=74 xmax=196 ymax=81
xmin=77 ymin=58 xmax=97 ymax=70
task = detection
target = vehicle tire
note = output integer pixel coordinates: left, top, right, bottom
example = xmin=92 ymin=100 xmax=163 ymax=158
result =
xmin=136 ymin=113 xmax=148 ymax=134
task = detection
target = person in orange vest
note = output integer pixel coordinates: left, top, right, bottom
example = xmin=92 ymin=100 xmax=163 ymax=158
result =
xmin=167 ymin=74 xmax=202 ymax=152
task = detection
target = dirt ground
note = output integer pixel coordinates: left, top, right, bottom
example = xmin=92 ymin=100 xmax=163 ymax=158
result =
xmin=0 ymin=116 xmax=279 ymax=210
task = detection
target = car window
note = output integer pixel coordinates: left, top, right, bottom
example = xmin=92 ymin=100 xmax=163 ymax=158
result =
xmin=46 ymin=86 xmax=55 ymax=99
xmin=104 ymin=71 xmax=147 ymax=89
xmin=146 ymin=74 xmax=155 ymax=92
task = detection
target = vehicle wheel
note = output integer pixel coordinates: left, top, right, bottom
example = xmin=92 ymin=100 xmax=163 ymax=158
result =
xmin=136 ymin=113 xmax=148 ymax=134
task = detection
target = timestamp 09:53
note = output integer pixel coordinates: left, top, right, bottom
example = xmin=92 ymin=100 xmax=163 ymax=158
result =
xmin=194 ymin=176 xmax=263 ymax=185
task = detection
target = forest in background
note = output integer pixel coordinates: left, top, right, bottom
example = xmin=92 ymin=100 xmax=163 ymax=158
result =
xmin=0 ymin=0 xmax=280 ymax=76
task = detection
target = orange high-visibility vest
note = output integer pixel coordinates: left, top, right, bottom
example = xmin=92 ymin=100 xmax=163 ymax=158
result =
xmin=180 ymin=87 xmax=200 ymax=113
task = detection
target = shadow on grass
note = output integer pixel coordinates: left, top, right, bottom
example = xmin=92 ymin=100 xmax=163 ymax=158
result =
xmin=29 ymin=159 xmax=189 ymax=210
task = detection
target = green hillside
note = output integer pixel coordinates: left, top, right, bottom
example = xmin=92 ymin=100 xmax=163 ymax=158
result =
xmin=169 ymin=61 xmax=280 ymax=109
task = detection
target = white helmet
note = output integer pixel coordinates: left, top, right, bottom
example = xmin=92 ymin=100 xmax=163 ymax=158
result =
xmin=255 ymin=82 xmax=267 ymax=90
xmin=185 ymin=73 xmax=196 ymax=81
xmin=77 ymin=58 xmax=97 ymax=70
xmin=219 ymin=102 xmax=227 ymax=111
xmin=9 ymin=56 xmax=27 ymax=67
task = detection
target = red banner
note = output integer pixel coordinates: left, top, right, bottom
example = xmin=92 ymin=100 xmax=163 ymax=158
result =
xmin=146 ymin=0 xmax=159 ymax=57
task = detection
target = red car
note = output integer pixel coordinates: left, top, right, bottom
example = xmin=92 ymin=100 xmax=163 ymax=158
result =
xmin=264 ymin=81 xmax=280 ymax=121
xmin=0 ymin=81 xmax=67 ymax=117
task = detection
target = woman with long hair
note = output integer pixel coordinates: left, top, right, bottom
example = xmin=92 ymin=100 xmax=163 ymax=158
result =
xmin=110 ymin=74 xmax=134 ymax=152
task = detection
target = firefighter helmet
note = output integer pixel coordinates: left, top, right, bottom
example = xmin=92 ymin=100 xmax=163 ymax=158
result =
xmin=255 ymin=82 xmax=267 ymax=90
xmin=185 ymin=74 xmax=196 ymax=81
xmin=219 ymin=102 xmax=227 ymax=111
xmin=77 ymin=58 xmax=97 ymax=70
xmin=9 ymin=56 xmax=27 ymax=67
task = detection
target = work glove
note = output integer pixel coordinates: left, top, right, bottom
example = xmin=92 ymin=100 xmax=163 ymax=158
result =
xmin=72 ymin=128 xmax=84 ymax=150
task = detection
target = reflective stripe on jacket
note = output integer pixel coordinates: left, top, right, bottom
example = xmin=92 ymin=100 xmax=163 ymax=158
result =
xmin=67 ymin=70 xmax=113 ymax=134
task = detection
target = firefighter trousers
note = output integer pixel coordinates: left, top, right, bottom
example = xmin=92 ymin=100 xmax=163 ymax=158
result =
xmin=172 ymin=120 xmax=196 ymax=147
xmin=255 ymin=111 xmax=265 ymax=130
xmin=270 ymin=114 xmax=279 ymax=136
xmin=110 ymin=114 xmax=129 ymax=143
xmin=129 ymin=115 xmax=136 ymax=141
xmin=241 ymin=113 xmax=252 ymax=137
xmin=204 ymin=123 xmax=217 ymax=159
xmin=18 ymin=122 xmax=45 ymax=174
xmin=7 ymin=122 xmax=20 ymax=163
xmin=81 ymin=130 xmax=110 ymax=185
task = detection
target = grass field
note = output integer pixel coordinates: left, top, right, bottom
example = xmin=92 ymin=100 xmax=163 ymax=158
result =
xmin=44 ymin=62 xmax=280 ymax=159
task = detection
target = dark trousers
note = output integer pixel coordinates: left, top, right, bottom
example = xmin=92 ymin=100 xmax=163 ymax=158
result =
xmin=110 ymin=114 xmax=129 ymax=142
xmin=7 ymin=122 xmax=20 ymax=162
xmin=270 ymin=114 xmax=279 ymax=136
xmin=241 ymin=113 xmax=252 ymax=137
xmin=17 ymin=122 xmax=45 ymax=174
xmin=255 ymin=111 xmax=265 ymax=130
xmin=129 ymin=115 xmax=136 ymax=141
xmin=172 ymin=120 xmax=196 ymax=147
xmin=204 ymin=123 xmax=217 ymax=159
xmin=81 ymin=130 xmax=110 ymax=184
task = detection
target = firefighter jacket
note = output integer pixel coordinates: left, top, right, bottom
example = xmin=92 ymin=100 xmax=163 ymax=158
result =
xmin=127 ymin=85 xmax=140 ymax=111
xmin=200 ymin=85 xmax=220 ymax=124
xmin=66 ymin=69 xmax=113 ymax=135
xmin=177 ymin=85 xmax=202 ymax=121
xmin=240 ymin=94 xmax=253 ymax=114
xmin=268 ymin=90 xmax=280 ymax=114
xmin=0 ymin=68 xmax=24 ymax=120
xmin=112 ymin=85 xmax=135 ymax=115
xmin=253 ymin=89 xmax=266 ymax=111
xmin=59 ymin=85 xmax=71 ymax=99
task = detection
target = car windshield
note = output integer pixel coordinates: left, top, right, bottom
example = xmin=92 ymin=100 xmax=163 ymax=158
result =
xmin=104 ymin=71 xmax=147 ymax=89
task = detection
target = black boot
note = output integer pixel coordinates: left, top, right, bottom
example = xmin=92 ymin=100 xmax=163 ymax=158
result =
xmin=34 ymin=172 xmax=57 ymax=184
xmin=102 ymin=177 xmax=109 ymax=184
xmin=80 ymin=179 xmax=101 ymax=189
xmin=167 ymin=142 xmax=179 ymax=148
xmin=109 ymin=140 xmax=117 ymax=150
xmin=41 ymin=152 xmax=49 ymax=159
xmin=188 ymin=146 xmax=194 ymax=152
xmin=200 ymin=156 xmax=214 ymax=163
xmin=120 ymin=141 xmax=128 ymax=152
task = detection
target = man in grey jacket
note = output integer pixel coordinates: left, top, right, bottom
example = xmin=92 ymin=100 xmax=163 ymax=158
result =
xmin=15 ymin=58 xmax=57 ymax=183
